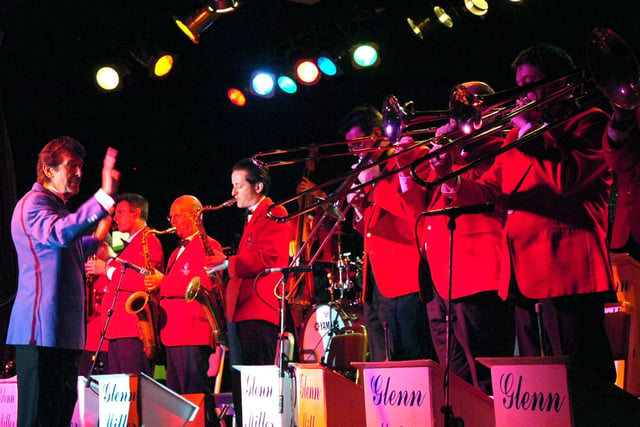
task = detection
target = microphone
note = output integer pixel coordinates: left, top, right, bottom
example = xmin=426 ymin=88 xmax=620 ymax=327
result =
xmin=422 ymin=202 xmax=494 ymax=218
xmin=108 ymin=256 xmax=150 ymax=276
xmin=264 ymin=265 xmax=313 ymax=274
xmin=205 ymin=259 xmax=229 ymax=274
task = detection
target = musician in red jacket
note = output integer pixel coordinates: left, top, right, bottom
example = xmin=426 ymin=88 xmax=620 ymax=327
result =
xmin=343 ymin=105 xmax=435 ymax=362
xmin=86 ymin=193 xmax=165 ymax=376
xmin=432 ymin=44 xmax=616 ymax=382
xmin=404 ymin=82 xmax=515 ymax=394
xmin=145 ymin=195 xmax=226 ymax=427
xmin=215 ymin=159 xmax=290 ymax=426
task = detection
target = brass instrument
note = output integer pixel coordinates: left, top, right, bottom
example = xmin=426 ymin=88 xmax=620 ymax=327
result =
xmin=587 ymin=27 xmax=640 ymax=111
xmin=201 ymin=198 xmax=236 ymax=212
xmin=124 ymin=290 xmax=157 ymax=360
xmin=188 ymin=200 xmax=234 ymax=347
xmin=86 ymin=254 xmax=99 ymax=319
xmin=406 ymin=27 xmax=640 ymax=188
xmin=263 ymin=31 xmax=629 ymax=213
xmin=185 ymin=276 xmax=226 ymax=346
xmin=124 ymin=226 xmax=176 ymax=360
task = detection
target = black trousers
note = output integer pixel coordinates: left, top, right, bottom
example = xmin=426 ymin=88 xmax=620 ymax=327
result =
xmin=107 ymin=338 xmax=153 ymax=376
xmin=15 ymin=345 xmax=81 ymax=427
xmin=512 ymin=288 xmax=617 ymax=383
xmin=427 ymin=289 xmax=515 ymax=394
xmin=165 ymin=345 xmax=219 ymax=427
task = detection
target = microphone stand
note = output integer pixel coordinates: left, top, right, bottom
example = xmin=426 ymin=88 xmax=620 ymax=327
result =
xmin=87 ymin=262 xmax=126 ymax=387
xmin=422 ymin=202 xmax=493 ymax=427
xmin=277 ymin=271 xmax=290 ymax=414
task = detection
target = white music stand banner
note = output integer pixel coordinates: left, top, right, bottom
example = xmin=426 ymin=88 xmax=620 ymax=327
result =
xmin=479 ymin=357 xmax=571 ymax=427
xmin=0 ymin=376 xmax=17 ymax=425
xmin=478 ymin=356 xmax=640 ymax=427
xmin=353 ymin=360 xmax=495 ymax=427
xmin=234 ymin=365 xmax=293 ymax=427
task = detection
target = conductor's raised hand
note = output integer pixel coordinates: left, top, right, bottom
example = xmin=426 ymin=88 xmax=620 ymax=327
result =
xmin=101 ymin=147 xmax=120 ymax=197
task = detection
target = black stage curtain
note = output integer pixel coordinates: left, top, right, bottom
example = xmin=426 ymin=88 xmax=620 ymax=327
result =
xmin=0 ymin=31 xmax=19 ymax=371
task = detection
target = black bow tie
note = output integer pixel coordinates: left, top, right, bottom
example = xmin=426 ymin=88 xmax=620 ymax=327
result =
xmin=179 ymin=239 xmax=190 ymax=248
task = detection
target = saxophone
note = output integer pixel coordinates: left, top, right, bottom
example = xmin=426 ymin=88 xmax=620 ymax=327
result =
xmin=185 ymin=199 xmax=235 ymax=347
xmin=124 ymin=226 xmax=176 ymax=360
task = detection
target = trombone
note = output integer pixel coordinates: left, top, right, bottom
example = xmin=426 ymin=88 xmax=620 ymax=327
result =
xmin=410 ymin=26 xmax=640 ymax=189
xmin=262 ymin=70 xmax=585 ymax=222
xmin=263 ymin=27 xmax=640 ymax=220
xmin=265 ymin=75 xmax=601 ymax=220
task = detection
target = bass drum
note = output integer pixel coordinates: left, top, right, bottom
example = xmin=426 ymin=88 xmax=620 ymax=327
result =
xmin=300 ymin=304 xmax=362 ymax=364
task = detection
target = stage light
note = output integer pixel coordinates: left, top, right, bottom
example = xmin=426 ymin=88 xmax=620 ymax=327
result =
xmin=464 ymin=0 xmax=488 ymax=16
xmin=317 ymin=55 xmax=339 ymax=77
xmin=152 ymin=54 xmax=175 ymax=77
xmin=250 ymin=71 xmax=276 ymax=97
xmin=95 ymin=65 xmax=125 ymax=92
xmin=227 ymin=88 xmax=247 ymax=106
xmin=295 ymin=59 xmax=321 ymax=85
xmin=434 ymin=6 xmax=453 ymax=27
xmin=174 ymin=0 xmax=238 ymax=44
xmin=174 ymin=6 xmax=218 ymax=44
xmin=130 ymin=49 xmax=176 ymax=78
xmin=350 ymin=43 xmax=380 ymax=69
xmin=277 ymin=76 xmax=298 ymax=94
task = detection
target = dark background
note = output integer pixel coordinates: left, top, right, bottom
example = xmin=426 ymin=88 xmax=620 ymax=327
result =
xmin=0 ymin=1 xmax=637 ymax=268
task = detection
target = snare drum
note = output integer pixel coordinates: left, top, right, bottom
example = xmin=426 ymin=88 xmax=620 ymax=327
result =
xmin=300 ymin=304 xmax=362 ymax=363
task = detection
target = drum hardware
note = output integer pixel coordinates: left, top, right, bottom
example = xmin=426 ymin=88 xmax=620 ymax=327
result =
xmin=300 ymin=302 xmax=363 ymax=364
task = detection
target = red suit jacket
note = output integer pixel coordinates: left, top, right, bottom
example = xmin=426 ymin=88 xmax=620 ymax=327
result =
xmin=102 ymin=228 xmax=165 ymax=339
xmin=355 ymin=168 xmax=424 ymax=301
xmin=603 ymin=109 xmax=640 ymax=250
xmin=454 ymin=108 xmax=614 ymax=299
xmin=418 ymin=137 xmax=505 ymax=300
xmin=159 ymin=234 xmax=224 ymax=348
xmin=225 ymin=197 xmax=290 ymax=326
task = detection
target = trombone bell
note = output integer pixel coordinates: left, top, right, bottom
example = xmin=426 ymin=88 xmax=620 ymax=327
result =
xmin=587 ymin=27 xmax=640 ymax=110
xmin=382 ymin=94 xmax=449 ymax=143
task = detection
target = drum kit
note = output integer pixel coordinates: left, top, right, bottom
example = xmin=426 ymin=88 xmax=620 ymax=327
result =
xmin=299 ymin=248 xmax=364 ymax=364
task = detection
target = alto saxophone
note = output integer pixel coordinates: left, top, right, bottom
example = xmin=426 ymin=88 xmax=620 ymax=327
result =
xmin=124 ymin=226 xmax=176 ymax=360
xmin=185 ymin=199 xmax=235 ymax=347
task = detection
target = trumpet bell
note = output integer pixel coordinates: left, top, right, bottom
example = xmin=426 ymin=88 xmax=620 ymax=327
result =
xmin=587 ymin=27 xmax=640 ymax=110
